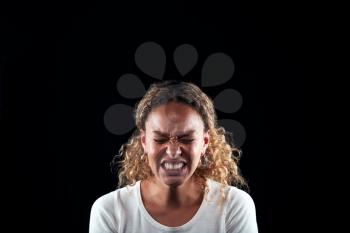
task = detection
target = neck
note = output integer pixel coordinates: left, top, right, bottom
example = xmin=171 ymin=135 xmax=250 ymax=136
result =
xmin=141 ymin=176 xmax=204 ymax=209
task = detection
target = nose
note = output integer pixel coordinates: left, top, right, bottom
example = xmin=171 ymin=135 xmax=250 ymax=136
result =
xmin=165 ymin=137 xmax=182 ymax=157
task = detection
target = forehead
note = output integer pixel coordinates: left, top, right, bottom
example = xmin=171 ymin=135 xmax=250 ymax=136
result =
xmin=145 ymin=102 xmax=204 ymax=136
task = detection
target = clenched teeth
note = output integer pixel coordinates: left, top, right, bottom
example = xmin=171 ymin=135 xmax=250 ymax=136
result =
xmin=163 ymin=162 xmax=185 ymax=169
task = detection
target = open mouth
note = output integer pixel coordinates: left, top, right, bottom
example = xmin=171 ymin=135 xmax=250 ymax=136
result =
xmin=160 ymin=161 xmax=187 ymax=175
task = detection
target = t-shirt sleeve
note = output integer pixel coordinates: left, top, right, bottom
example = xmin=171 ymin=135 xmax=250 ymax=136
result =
xmin=89 ymin=193 xmax=118 ymax=233
xmin=225 ymin=188 xmax=258 ymax=233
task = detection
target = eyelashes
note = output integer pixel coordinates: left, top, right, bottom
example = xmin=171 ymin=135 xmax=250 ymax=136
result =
xmin=153 ymin=139 xmax=195 ymax=144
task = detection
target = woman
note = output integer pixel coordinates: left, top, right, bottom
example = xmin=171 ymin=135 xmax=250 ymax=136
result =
xmin=89 ymin=80 xmax=258 ymax=233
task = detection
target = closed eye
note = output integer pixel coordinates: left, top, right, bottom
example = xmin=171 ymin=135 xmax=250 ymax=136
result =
xmin=153 ymin=139 xmax=195 ymax=144
xmin=153 ymin=139 xmax=166 ymax=144
xmin=179 ymin=139 xmax=194 ymax=144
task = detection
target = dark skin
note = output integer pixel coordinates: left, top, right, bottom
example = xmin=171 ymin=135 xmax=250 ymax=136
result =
xmin=140 ymin=101 xmax=209 ymax=225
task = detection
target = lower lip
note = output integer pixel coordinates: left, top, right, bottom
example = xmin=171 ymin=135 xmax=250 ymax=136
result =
xmin=160 ymin=164 xmax=188 ymax=176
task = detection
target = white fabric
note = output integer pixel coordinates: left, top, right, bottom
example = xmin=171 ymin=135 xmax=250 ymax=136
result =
xmin=89 ymin=179 xmax=258 ymax=233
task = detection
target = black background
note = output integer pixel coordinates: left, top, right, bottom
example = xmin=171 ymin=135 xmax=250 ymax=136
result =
xmin=1 ymin=1 xmax=325 ymax=233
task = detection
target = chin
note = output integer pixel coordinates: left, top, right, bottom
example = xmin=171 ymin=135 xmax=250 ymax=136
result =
xmin=163 ymin=179 xmax=184 ymax=187
xmin=160 ymin=175 xmax=193 ymax=188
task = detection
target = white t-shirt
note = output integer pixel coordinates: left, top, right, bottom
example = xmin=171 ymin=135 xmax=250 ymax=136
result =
xmin=89 ymin=179 xmax=258 ymax=233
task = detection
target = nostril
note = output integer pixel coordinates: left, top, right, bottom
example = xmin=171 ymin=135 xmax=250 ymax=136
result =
xmin=165 ymin=145 xmax=182 ymax=155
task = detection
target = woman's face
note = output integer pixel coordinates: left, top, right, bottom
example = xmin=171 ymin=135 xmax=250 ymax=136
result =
xmin=140 ymin=101 xmax=209 ymax=188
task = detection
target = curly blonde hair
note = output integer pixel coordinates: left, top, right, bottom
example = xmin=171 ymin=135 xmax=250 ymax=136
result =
xmin=110 ymin=80 xmax=248 ymax=207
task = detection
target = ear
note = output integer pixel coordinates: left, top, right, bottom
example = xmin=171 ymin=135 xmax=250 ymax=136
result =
xmin=202 ymin=130 xmax=210 ymax=154
xmin=140 ymin=129 xmax=147 ymax=152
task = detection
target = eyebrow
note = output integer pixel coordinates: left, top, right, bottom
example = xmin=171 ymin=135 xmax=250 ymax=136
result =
xmin=152 ymin=130 xmax=195 ymax=138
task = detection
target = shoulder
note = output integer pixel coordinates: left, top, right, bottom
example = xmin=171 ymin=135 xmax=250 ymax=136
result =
xmin=89 ymin=183 xmax=139 ymax=233
xmin=90 ymin=182 xmax=139 ymax=214
xmin=206 ymin=179 xmax=255 ymax=208
xmin=224 ymin=185 xmax=258 ymax=233
xmin=89 ymin=190 xmax=118 ymax=233
xmin=225 ymin=186 xmax=256 ymax=211
xmin=91 ymin=190 xmax=117 ymax=214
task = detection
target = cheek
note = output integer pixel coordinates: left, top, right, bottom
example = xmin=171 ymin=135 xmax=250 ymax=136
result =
xmin=187 ymin=146 xmax=203 ymax=164
xmin=147 ymin=153 xmax=161 ymax=171
xmin=189 ymin=143 xmax=203 ymax=156
xmin=144 ymin=141 xmax=158 ymax=156
xmin=146 ymin=156 xmax=158 ymax=174
xmin=147 ymin=145 xmax=163 ymax=159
